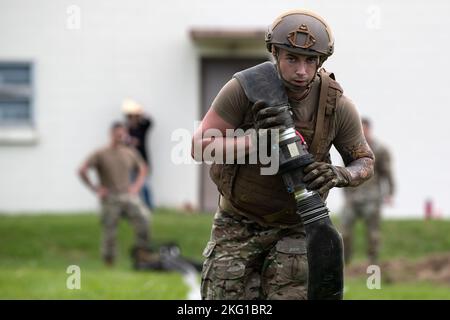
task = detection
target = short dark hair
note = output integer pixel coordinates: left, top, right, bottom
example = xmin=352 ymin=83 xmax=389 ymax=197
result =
xmin=111 ymin=121 xmax=125 ymax=131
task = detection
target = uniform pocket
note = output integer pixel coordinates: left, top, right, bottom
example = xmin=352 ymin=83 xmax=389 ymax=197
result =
xmin=276 ymin=238 xmax=307 ymax=255
xmin=265 ymin=238 xmax=308 ymax=287
xmin=212 ymin=258 xmax=247 ymax=299
xmin=275 ymin=238 xmax=308 ymax=284
xmin=214 ymin=259 xmax=246 ymax=280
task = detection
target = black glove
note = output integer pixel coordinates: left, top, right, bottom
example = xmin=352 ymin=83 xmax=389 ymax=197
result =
xmin=252 ymin=100 xmax=295 ymax=131
xmin=303 ymin=162 xmax=350 ymax=196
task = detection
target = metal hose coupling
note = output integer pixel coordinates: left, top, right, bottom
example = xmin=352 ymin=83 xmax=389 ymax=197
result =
xmin=277 ymin=126 xmax=330 ymax=224
xmin=275 ymin=113 xmax=344 ymax=300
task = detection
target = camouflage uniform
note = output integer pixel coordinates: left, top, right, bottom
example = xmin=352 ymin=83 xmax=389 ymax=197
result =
xmin=201 ymin=201 xmax=308 ymax=300
xmin=101 ymin=193 xmax=150 ymax=262
xmin=342 ymin=139 xmax=395 ymax=264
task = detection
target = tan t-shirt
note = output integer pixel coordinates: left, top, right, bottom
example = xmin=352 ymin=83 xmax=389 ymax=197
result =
xmin=87 ymin=145 xmax=145 ymax=194
xmin=211 ymin=76 xmax=368 ymax=165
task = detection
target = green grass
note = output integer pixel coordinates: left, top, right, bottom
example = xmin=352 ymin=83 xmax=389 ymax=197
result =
xmin=344 ymin=278 xmax=450 ymax=300
xmin=338 ymin=217 xmax=450 ymax=300
xmin=0 ymin=208 xmax=213 ymax=299
xmin=0 ymin=210 xmax=449 ymax=299
xmin=335 ymin=218 xmax=450 ymax=262
xmin=0 ymin=208 xmax=213 ymax=269
xmin=0 ymin=267 xmax=186 ymax=299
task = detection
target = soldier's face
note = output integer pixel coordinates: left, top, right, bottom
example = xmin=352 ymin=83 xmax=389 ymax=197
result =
xmin=277 ymin=49 xmax=318 ymax=88
xmin=111 ymin=126 xmax=127 ymax=144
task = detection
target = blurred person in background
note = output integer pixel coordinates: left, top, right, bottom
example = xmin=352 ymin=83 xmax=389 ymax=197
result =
xmin=78 ymin=121 xmax=151 ymax=267
xmin=341 ymin=117 xmax=396 ymax=265
xmin=122 ymin=99 xmax=155 ymax=210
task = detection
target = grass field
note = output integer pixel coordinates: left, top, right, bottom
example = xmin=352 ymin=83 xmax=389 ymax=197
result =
xmin=0 ymin=209 xmax=449 ymax=299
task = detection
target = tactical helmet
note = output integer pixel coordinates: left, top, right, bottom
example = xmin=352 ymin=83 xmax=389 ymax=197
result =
xmin=265 ymin=9 xmax=334 ymax=65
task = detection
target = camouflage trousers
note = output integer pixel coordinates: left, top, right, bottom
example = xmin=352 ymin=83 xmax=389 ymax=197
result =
xmin=100 ymin=194 xmax=151 ymax=262
xmin=341 ymin=200 xmax=381 ymax=265
xmin=201 ymin=209 xmax=308 ymax=300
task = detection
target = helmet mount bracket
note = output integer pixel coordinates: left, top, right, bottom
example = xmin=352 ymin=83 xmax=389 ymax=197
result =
xmin=287 ymin=24 xmax=316 ymax=49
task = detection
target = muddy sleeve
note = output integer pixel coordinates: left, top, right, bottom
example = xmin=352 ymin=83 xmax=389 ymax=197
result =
xmin=333 ymin=96 xmax=375 ymax=187
xmin=211 ymin=78 xmax=251 ymax=127
xmin=333 ymin=96 xmax=374 ymax=164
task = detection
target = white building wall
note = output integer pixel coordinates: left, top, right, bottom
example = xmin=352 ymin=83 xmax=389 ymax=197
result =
xmin=0 ymin=0 xmax=449 ymax=218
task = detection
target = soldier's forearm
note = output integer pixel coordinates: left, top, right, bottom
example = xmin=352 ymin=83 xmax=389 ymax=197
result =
xmin=336 ymin=140 xmax=375 ymax=187
xmin=132 ymin=165 xmax=148 ymax=190
xmin=79 ymin=172 xmax=97 ymax=193
xmin=343 ymin=157 xmax=374 ymax=187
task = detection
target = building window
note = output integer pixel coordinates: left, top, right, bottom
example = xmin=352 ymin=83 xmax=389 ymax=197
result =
xmin=0 ymin=63 xmax=33 ymax=126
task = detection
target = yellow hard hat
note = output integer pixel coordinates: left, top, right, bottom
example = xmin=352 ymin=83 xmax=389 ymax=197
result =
xmin=122 ymin=98 xmax=144 ymax=115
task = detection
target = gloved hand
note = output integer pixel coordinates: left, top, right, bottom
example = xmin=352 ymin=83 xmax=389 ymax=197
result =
xmin=252 ymin=100 xmax=295 ymax=131
xmin=303 ymin=162 xmax=351 ymax=196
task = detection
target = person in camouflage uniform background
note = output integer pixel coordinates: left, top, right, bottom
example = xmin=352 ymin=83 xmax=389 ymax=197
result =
xmin=79 ymin=122 xmax=151 ymax=266
xmin=341 ymin=118 xmax=395 ymax=265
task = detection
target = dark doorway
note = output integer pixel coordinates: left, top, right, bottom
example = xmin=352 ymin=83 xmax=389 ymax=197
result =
xmin=199 ymin=57 xmax=268 ymax=213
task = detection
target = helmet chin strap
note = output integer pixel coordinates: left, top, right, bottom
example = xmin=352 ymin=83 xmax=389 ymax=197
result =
xmin=273 ymin=51 xmax=318 ymax=97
